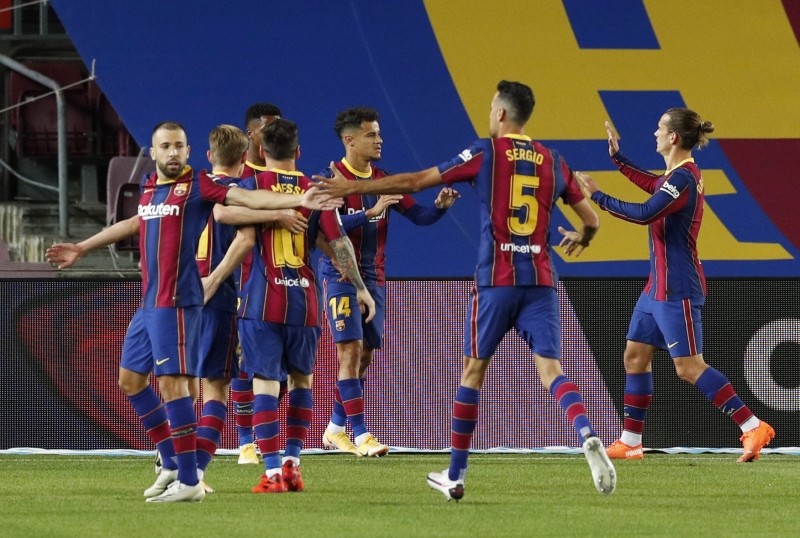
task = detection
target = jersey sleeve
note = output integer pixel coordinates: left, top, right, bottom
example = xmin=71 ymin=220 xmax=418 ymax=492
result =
xmin=611 ymin=151 xmax=661 ymax=194
xmin=558 ymin=154 xmax=585 ymax=205
xmin=394 ymin=194 xmax=446 ymax=225
xmin=339 ymin=211 xmax=369 ymax=232
xmin=437 ymin=140 xmax=485 ymax=185
xmin=319 ymin=209 xmax=346 ymax=242
xmin=199 ymin=170 xmax=234 ymax=203
xmin=591 ymin=168 xmax=694 ymax=224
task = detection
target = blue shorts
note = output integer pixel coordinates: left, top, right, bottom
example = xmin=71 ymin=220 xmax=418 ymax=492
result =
xmin=238 ymin=318 xmax=320 ymax=381
xmin=464 ymin=285 xmax=560 ymax=359
xmin=324 ymin=279 xmax=384 ymax=350
xmin=626 ymin=293 xmax=704 ymax=357
xmin=197 ymin=306 xmax=239 ymax=379
xmin=121 ymin=306 xmax=201 ymax=376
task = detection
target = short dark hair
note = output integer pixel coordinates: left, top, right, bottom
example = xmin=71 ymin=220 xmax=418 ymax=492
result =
xmin=151 ymin=121 xmax=185 ymax=138
xmin=261 ymin=118 xmax=298 ymax=160
xmin=334 ymin=107 xmax=380 ymax=138
xmin=244 ymin=103 xmax=282 ymax=127
xmin=496 ymin=80 xmax=535 ymax=124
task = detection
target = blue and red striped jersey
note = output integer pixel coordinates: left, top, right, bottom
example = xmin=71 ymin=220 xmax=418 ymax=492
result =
xmin=317 ymin=159 xmax=446 ymax=284
xmin=591 ymin=152 xmax=706 ymax=301
xmin=437 ymin=135 xmax=584 ymax=287
xmin=238 ymin=169 xmax=345 ymax=326
xmin=196 ymin=172 xmax=252 ymax=313
xmin=137 ymin=167 xmax=231 ymax=308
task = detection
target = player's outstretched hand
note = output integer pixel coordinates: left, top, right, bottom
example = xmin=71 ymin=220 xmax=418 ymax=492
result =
xmin=276 ymin=209 xmax=308 ymax=234
xmin=557 ymin=226 xmax=589 ymax=257
xmin=45 ymin=242 xmax=82 ymax=269
xmin=311 ymin=162 xmax=356 ymax=199
xmin=575 ymin=171 xmax=599 ymax=197
xmin=301 ymin=185 xmax=343 ymax=211
xmin=366 ymin=194 xmax=403 ymax=218
xmin=356 ymin=287 xmax=376 ymax=323
xmin=605 ymin=121 xmax=620 ymax=156
xmin=434 ymin=187 xmax=460 ymax=209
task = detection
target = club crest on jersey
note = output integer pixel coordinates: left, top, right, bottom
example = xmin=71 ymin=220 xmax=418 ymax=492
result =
xmin=335 ymin=319 xmax=346 ymax=332
xmin=173 ymin=183 xmax=188 ymax=196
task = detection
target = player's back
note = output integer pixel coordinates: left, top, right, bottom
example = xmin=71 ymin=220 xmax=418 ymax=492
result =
xmin=467 ymin=136 xmax=584 ymax=288
xmin=239 ymin=169 xmax=323 ymax=326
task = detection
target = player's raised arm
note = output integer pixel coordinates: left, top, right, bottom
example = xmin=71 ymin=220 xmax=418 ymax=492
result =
xmin=224 ymin=184 xmax=342 ymax=211
xmin=45 ymin=214 xmax=140 ymax=268
xmin=313 ymin=162 xmax=443 ymax=198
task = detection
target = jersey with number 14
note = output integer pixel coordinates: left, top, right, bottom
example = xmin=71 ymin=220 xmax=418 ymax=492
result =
xmin=438 ymin=135 xmax=584 ymax=287
xmin=238 ymin=169 xmax=346 ymax=326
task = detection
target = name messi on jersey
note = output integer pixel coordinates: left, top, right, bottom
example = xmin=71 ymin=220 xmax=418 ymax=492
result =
xmin=505 ymin=148 xmax=544 ymax=165
xmin=271 ymin=183 xmax=304 ymax=195
xmin=139 ymin=202 xmax=180 ymax=219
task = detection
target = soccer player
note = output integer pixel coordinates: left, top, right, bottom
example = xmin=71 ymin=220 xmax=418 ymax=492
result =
xmin=575 ymin=111 xmax=775 ymax=462
xmin=212 ymin=118 xmax=375 ymax=493
xmin=194 ymin=124 xmax=306 ymax=489
xmin=45 ymin=121 xmax=339 ymax=503
xmin=318 ymin=107 xmax=460 ymax=457
xmin=316 ymin=81 xmax=616 ymax=500
xmin=232 ymin=102 xmax=301 ymax=465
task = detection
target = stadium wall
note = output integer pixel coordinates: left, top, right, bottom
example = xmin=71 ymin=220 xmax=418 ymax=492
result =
xmin=1 ymin=278 xmax=796 ymax=451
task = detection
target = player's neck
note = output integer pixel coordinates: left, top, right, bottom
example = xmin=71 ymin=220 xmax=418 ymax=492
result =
xmin=246 ymin=151 xmax=265 ymax=167
xmin=663 ymin=148 xmax=692 ymax=172
xmin=211 ymin=165 xmax=242 ymax=178
xmin=344 ymin=153 xmax=372 ymax=174
xmin=266 ymin=158 xmax=296 ymax=172
xmin=496 ymin=122 xmax=524 ymax=138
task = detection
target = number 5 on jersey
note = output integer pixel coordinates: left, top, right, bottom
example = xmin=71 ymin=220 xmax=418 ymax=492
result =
xmin=508 ymin=173 xmax=539 ymax=236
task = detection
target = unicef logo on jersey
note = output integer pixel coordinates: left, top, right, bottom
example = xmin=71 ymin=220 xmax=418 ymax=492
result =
xmin=273 ymin=276 xmax=311 ymax=288
xmin=458 ymin=149 xmax=473 ymax=162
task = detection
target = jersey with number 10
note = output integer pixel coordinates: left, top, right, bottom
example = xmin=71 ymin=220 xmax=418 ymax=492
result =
xmin=238 ymin=169 xmax=346 ymax=326
xmin=438 ymin=135 xmax=584 ymax=287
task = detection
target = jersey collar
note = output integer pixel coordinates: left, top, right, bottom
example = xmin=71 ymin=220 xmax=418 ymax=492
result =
xmin=342 ymin=157 xmax=372 ymax=178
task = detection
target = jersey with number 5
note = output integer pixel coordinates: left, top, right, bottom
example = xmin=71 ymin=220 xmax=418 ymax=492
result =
xmin=238 ymin=169 xmax=346 ymax=326
xmin=437 ymin=135 xmax=584 ymax=287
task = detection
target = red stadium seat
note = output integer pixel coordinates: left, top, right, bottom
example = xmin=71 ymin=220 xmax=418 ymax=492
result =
xmin=106 ymin=154 xmax=153 ymax=225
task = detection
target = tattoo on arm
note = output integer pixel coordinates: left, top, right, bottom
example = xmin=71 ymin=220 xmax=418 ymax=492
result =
xmin=329 ymin=236 xmax=366 ymax=290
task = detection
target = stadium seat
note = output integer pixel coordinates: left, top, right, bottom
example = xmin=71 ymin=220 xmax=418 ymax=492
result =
xmin=106 ymin=154 xmax=154 ymax=225
xmin=113 ymin=183 xmax=141 ymax=252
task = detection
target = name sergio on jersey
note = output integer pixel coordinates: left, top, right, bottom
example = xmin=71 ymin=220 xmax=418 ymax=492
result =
xmin=273 ymin=276 xmax=310 ymax=288
xmin=505 ymin=147 xmax=544 ymax=164
xmin=138 ymin=202 xmax=180 ymax=220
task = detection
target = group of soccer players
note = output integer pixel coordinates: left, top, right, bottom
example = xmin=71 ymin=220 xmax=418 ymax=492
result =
xmin=45 ymin=79 xmax=775 ymax=503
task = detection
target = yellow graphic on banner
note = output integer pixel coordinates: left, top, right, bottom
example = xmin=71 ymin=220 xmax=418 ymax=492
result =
xmin=425 ymin=0 xmax=800 ymax=138
xmin=425 ymin=0 xmax=798 ymax=261
xmin=557 ymin=170 xmax=792 ymax=262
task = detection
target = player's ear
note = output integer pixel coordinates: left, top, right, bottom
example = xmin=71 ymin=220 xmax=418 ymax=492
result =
xmin=149 ymin=147 xmax=155 ymax=160
xmin=206 ymin=149 xmax=213 ymax=165
xmin=296 ymin=145 xmax=301 ymax=161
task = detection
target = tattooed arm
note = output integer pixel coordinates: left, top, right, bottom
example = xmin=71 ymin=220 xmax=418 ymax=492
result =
xmin=328 ymin=235 xmax=375 ymax=322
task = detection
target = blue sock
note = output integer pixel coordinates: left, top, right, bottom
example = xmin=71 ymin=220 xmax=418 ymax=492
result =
xmin=128 ymin=386 xmax=177 ymax=470
xmin=285 ymin=388 xmax=313 ymax=460
xmin=449 ymin=386 xmax=480 ymax=482
xmin=196 ymin=400 xmax=226 ymax=472
xmin=164 ymin=396 xmax=198 ymax=486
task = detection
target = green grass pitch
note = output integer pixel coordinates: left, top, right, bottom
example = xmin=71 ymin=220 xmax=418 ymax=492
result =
xmin=1 ymin=453 xmax=797 ymax=537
